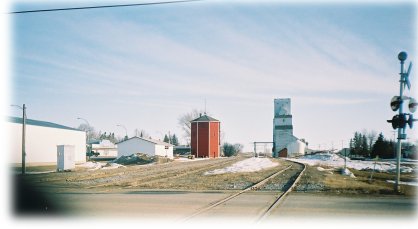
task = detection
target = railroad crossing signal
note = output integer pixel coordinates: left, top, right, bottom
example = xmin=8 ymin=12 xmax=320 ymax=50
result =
xmin=387 ymin=114 xmax=407 ymax=129
xmin=389 ymin=51 xmax=415 ymax=193
xmin=404 ymin=62 xmax=412 ymax=90
xmin=390 ymin=96 xmax=401 ymax=111
xmin=409 ymin=98 xmax=417 ymax=113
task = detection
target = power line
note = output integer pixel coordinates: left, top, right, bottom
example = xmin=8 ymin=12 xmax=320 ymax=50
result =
xmin=9 ymin=0 xmax=203 ymax=14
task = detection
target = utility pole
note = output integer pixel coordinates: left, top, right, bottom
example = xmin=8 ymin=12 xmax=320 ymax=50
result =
xmin=22 ymin=104 xmax=26 ymax=174
xmin=11 ymin=104 xmax=26 ymax=174
xmin=117 ymin=124 xmax=128 ymax=140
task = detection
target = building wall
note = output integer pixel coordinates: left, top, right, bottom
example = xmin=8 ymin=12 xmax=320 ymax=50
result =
xmin=209 ymin=122 xmax=220 ymax=158
xmin=191 ymin=122 xmax=198 ymax=157
xmin=155 ymin=144 xmax=174 ymax=158
xmin=117 ymin=139 xmax=155 ymax=157
xmin=92 ymin=148 xmax=118 ymax=157
xmin=286 ymin=140 xmax=306 ymax=157
xmin=92 ymin=140 xmax=118 ymax=157
xmin=191 ymin=122 xmax=220 ymax=158
xmin=197 ymin=122 xmax=209 ymax=157
xmin=8 ymin=122 xmax=86 ymax=165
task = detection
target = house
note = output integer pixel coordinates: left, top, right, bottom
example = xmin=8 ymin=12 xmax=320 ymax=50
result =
xmin=190 ymin=114 xmax=221 ymax=158
xmin=7 ymin=116 xmax=86 ymax=166
xmin=89 ymin=139 xmax=118 ymax=159
xmin=116 ymin=136 xmax=174 ymax=159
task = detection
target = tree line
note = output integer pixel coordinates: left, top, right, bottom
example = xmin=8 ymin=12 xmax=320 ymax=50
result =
xmin=163 ymin=134 xmax=179 ymax=146
xmin=349 ymin=130 xmax=416 ymax=159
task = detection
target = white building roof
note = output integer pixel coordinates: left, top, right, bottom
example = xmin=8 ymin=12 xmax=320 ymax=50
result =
xmin=116 ymin=136 xmax=173 ymax=147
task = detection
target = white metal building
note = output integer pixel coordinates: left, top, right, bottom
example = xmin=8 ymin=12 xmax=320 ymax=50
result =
xmin=8 ymin=117 xmax=86 ymax=165
xmin=286 ymin=139 xmax=306 ymax=157
xmin=116 ymin=137 xmax=174 ymax=159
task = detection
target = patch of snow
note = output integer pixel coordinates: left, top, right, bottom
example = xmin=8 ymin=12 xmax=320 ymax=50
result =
xmin=77 ymin=162 xmax=106 ymax=171
xmin=288 ymin=153 xmax=414 ymax=173
xmin=204 ymin=157 xmax=278 ymax=175
xmin=101 ymin=163 xmax=126 ymax=170
xmin=316 ymin=166 xmax=334 ymax=174
xmin=341 ymin=168 xmax=356 ymax=178
xmin=316 ymin=167 xmax=325 ymax=171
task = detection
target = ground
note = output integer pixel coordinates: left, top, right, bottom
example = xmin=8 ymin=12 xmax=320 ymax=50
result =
xmin=10 ymin=154 xmax=417 ymax=219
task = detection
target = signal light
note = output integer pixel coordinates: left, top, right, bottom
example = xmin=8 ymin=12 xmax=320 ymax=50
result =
xmin=390 ymin=96 xmax=402 ymax=111
xmin=407 ymin=114 xmax=417 ymax=129
xmin=387 ymin=114 xmax=407 ymax=129
xmin=409 ymin=98 xmax=417 ymax=113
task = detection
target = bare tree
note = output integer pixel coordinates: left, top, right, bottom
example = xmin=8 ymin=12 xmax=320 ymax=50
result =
xmin=134 ymin=129 xmax=149 ymax=138
xmin=177 ymin=109 xmax=210 ymax=145
xmin=77 ymin=124 xmax=99 ymax=140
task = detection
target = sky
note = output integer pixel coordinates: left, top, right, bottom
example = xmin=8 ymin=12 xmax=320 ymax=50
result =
xmin=3 ymin=0 xmax=418 ymax=152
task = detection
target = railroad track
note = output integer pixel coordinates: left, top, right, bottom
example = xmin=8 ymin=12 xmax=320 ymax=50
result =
xmin=182 ymin=159 xmax=306 ymax=222
xmin=29 ymin=156 xmax=242 ymax=189
xmin=257 ymin=160 xmax=306 ymax=221
xmin=86 ymin=157 xmax=242 ymax=189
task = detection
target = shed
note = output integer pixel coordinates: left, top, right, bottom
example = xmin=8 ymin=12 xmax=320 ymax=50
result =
xmin=116 ymin=137 xmax=174 ymax=159
xmin=7 ymin=116 xmax=86 ymax=166
xmin=190 ymin=114 xmax=220 ymax=158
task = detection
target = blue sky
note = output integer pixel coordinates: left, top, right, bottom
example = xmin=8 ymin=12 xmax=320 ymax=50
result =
xmin=5 ymin=0 xmax=418 ymax=151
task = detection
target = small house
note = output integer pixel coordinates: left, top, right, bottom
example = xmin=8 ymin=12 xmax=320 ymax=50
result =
xmin=90 ymin=139 xmax=118 ymax=159
xmin=116 ymin=137 xmax=174 ymax=159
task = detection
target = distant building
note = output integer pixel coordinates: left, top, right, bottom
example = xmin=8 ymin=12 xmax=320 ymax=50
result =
xmin=273 ymin=99 xmax=306 ymax=157
xmin=89 ymin=139 xmax=118 ymax=158
xmin=116 ymin=137 xmax=173 ymax=159
xmin=7 ymin=116 xmax=86 ymax=166
xmin=190 ymin=114 xmax=220 ymax=158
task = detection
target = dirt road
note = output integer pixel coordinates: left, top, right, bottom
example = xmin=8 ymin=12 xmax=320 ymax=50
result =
xmin=35 ymin=190 xmax=416 ymax=222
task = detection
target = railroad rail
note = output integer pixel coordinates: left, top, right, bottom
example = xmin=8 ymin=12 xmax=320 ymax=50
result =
xmin=182 ymin=160 xmax=306 ymax=221
xmin=257 ymin=160 xmax=306 ymax=221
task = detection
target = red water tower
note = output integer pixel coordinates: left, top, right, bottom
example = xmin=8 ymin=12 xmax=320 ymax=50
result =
xmin=190 ymin=114 xmax=220 ymax=158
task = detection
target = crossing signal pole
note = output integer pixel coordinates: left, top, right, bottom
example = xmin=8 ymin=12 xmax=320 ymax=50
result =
xmin=387 ymin=51 xmax=416 ymax=192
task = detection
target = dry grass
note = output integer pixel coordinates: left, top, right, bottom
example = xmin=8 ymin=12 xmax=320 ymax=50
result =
xmin=296 ymin=164 xmax=417 ymax=197
xmin=12 ymin=165 xmax=57 ymax=173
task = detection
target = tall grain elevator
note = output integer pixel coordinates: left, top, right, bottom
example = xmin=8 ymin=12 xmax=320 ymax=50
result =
xmin=273 ymin=98 xmax=298 ymax=157
xmin=191 ymin=114 xmax=220 ymax=158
